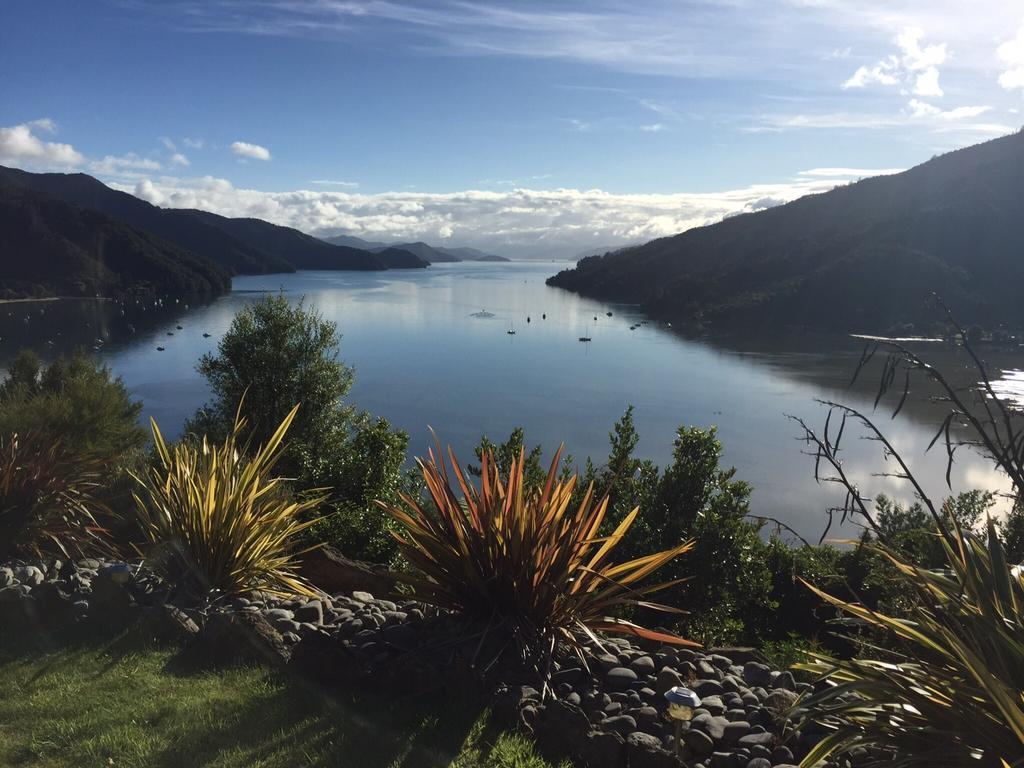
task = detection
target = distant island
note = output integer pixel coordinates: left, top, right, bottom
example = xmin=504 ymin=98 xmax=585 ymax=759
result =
xmin=0 ymin=166 xmax=506 ymax=300
xmin=321 ymin=234 xmax=509 ymax=264
xmin=548 ymin=131 xmax=1024 ymax=334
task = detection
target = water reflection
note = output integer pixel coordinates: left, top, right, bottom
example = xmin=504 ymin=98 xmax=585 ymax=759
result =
xmin=2 ymin=262 xmax=1019 ymax=541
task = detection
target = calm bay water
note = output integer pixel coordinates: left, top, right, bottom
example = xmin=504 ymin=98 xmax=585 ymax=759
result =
xmin=1 ymin=261 xmax=1017 ymax=539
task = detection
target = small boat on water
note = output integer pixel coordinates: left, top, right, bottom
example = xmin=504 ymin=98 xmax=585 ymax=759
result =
xmin=202 ymin=332 xmax=211 ymax=338
xmin=156 ymin=346 xmax=165 ymax=351
xmin=507 ymin=320 xmax=517 ymax=335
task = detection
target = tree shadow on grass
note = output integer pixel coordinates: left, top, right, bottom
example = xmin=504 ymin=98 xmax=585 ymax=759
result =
xmin=0 ymin=621 xmax=497 ymax=768
xmin=145 ymin=677 xmax=486 ymax=768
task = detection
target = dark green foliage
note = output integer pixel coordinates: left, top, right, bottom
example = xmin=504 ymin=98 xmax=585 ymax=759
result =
xmin=188 ymin=295 xmax=408 ymax=562
xmin=0 ymin=350 xmax=146 ymax=463
xmin=468 ymin=427 xmax=573 ymax=491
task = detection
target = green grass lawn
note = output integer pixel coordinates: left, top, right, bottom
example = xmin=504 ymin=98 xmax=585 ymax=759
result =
xmin=0 ymin=630 xmax=562 ymax=768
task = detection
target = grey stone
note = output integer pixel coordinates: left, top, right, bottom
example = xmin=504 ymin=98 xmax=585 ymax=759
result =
xmin=625 ymin=731 xmax=678 ymax=768
xmin=630 ymin=655 xmax=656 ymax=674
xmin=606 ymin=666 xmax=638 ymax=691
xmin=656 ymin=666 xmax=684 ymax=695
xmin=13 ymin=565 xmax=44 ymax=587
xmin=771 ymin=746 xmax=795 ymax=764
xmin=601 ymin=714 xmax=637 ymax=736
xmin=579 ymin=730 xmax=624 ymax=768
xmin=0 ymin=567 xmax=12 ymax=588
xmin=695 ymin=679 xmax=724 ymax=698
xmin=774 ymin=671 xmax=796 ymax=691
xmin=682 ymin=728 xmax=714 ymax=757
xmin=722 ymin=721 xmax=752 ymax=744
xmin=710 ymin=751 xmax=739 ymax=768
xmin=746 ymin=760 xmax=771 ymax=768
xmin=700 ymin=695 xmax=726 ymax=716
xmin=742 ymin=662 xmax=773 ymax=689
xmin=737 ymin=732 xmax=774 ymax=748
xmin=763 ymin=689 xmax=798 ymax=715
xmin=351 ymin=590 xmax=374 ymax=603
xmin=552 ymin=666 xmax=584 ymax=686
xmin=293 ymin=601 xmax=323 ymax=624
xmin=264 ymin=607 xmax=295 ymax=622
xmin=0 ymin=585 xmax=29 ymax=602
xmin=534 ymin=700 xmax=590 ymax=761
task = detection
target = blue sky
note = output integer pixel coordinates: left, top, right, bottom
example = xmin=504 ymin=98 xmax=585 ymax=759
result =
xmin=2 ymin=0 xmax=1023 ymax=256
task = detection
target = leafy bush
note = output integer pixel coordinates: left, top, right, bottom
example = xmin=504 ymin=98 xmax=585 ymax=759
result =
xmin=382 ymin=441 xmax=696 ymax=671
xmin=0 ymin=432 xmax=104 ymax=560
xmin=0 ymin=350 xmax=145 ymax=463
xmin=132 ymin=406 xmax=325 ymax=598
xmin=187 ymin=295 xmax=408 ymax=562
xmin=794 ymin=520 xmax=1024 ymax=767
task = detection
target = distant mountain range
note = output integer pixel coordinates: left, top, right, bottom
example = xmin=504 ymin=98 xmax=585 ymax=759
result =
xmin=548 ymin=131 xmax=1024 ymax=333
xmin=0 ymin=166 xmax=445 ymax=299
xmin=321 ymin=234 xmax=509 ymax=263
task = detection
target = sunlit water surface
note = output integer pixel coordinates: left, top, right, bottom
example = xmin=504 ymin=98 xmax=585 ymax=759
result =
xmin=2 ymin=261 xmax=1018 ymax=540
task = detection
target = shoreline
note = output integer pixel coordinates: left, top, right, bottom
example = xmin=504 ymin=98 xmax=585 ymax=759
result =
xmin=0 ymin=296 xmax=62 ymax=305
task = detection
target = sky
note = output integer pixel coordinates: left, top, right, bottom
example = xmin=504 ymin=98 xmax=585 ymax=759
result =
xmin=2 ymin=0 xmax=1023 ymax=257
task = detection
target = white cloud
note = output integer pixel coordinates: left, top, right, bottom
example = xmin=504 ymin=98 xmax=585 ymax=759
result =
xmin=842 ymin=26 xmax=946 ymax=96
xmin=0 ymin=120 xmax=84 ymax=167
xmin=27 ymin=118 xmax=57 ymax=133
xmin=169 ymin=152 xmax=190 ymax=167
xmin=913 ymin=67 xmax=943 ymax=97
xmin=181 ymin=137 xmax=204 ymax=149
xmin=640 ymin=123 xmax=667 ymax=132
xmin=843 ymin=64 xmax=898 ymax=89
xmin=310 ymin=179 xmax=359 ymax=187
xmin=561 ymin=118 xmax=592 ymax=133
xmin=89 ymin=153 xmax=162 ymax=175
xmin=108 ymin=170 xmax=885 ymax=258
xmin=998 ymin=24 xmax=1024 ymax=92
xmin=907 ymin=99 xmax=992 ymax=120
xmin=230 ymin=141 xmax=271 ymax=161
xmin=799 ymin=167 xmax=904 ymax=177
xmin=159 ymin=136 xmax=177 ymax=151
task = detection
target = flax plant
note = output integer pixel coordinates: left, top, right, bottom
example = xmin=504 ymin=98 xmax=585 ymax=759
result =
xmin=382 ymin=441 xmax=696 ymax=672
xmin=794 ymin=519 xmax=1024 ymax=767
xmin=0 ymin=432 xmax=105 ymax=559
xmin=132 ymin=405 xmax=325 ymax=598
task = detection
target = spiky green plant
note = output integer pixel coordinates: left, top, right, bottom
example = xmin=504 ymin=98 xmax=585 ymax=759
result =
xmin=794 ymin=519 xmax=1024 ymax=767
xmin=0 ymin=432 xmax=105 ymax=560
xmin=132 ymin=405 xmax=326 ymax=598
xmin=382 ymin=441 xmax=696 ymax=671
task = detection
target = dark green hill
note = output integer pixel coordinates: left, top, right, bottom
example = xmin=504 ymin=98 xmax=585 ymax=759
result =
xmin=0 ymin=167 xmax=398 ymax=274
xmin=375 ymin=248 xmax=429 ymax=269
xmin=0 ymin=186 xmax=230 ymax=299
xmin=322 ymin=233 xmax=390 ymax=250
xmin=548 ymin=131 xmax=1024 ymax=332
xmin=386 ymin=241 xmax=460 ymax=263
xmin=0 ymin=166 xmax=292 ymax=275
xmin=183 ymin=210 xmax=385 ymax=271
xmin=437 ymin=246 xmax=510 ymax=262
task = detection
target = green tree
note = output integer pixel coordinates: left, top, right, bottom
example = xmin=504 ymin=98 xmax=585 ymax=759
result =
xmin=188 ymin=295 xmax=409 ymax=562
xmin=0 ymin=349 xmax=145 ymax=462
